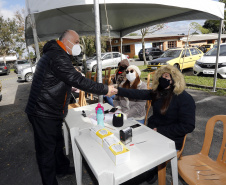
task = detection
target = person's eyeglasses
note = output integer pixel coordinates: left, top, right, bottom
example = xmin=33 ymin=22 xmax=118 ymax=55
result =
xmin=126 ymin=70 xmax=134 ymax=74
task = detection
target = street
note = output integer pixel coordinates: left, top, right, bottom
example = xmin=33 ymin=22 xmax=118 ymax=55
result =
xmin=0 ymin=71 xmax=226 ymax=185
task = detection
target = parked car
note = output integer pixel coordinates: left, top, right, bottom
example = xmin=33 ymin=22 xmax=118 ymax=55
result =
xmin=138 ymin=48 xmax=163 ymax=61
xmin=14 ymin=60 xmax=31 ymax=74
xmin=193 ymin=43 xmax=226 ymax=78
xmin=0 ymin=62 xmax=10 ymax=75
xmin=17 ymin=65 xmax=36 ymax=82
xmin=147 ymin=47 xmax=203 ymax=71
xmin=84 ymin=52 xmax=128 ymax=72
xmin=0 ymin=80 xmax=2 ymax=102
xmin=199 ymin=44 xmax=214 ymax=53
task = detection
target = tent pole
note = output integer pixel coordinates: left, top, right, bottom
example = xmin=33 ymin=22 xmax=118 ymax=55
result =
xmin=212 ymin=19 xmax=223 ymax=92
xmin=30 ymin=14 xmax=41 ymax=61
xmin=94 ymin=0 xmax=103 ymax=103
xmin=26 ymin=0 xmax=40 ymax=61
xmin=121 ymin=37 xmax=123 ymax=60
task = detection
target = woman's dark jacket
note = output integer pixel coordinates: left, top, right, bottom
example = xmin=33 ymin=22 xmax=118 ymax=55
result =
xmin=25 ymin=40 xmax=108 ymax=119
xmin=118 ymin=87 xmax=195 ymax=150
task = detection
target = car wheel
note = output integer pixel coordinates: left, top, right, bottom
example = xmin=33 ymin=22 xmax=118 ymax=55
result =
xmin=173 ymin=64 xmax=180 ymax=70
xmin=148 ymin=56 xmax=153 ymax=61
xmin=25 ymin=73 xmax=33 ymax=82
xmin=92 ymin=65 xmax=97 ymax=72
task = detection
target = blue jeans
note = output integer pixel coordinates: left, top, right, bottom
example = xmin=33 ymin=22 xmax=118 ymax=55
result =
xmin=103 ymin=95 xmax=115 ymax=106
xmin=136 ymin=119 xmax=145 ymax=124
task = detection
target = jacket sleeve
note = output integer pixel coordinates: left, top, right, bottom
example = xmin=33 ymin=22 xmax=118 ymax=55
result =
xmin=157 ymin=92 xmax=196 ymax=139
xmin=52 ymin=55 xmax=108 ymax=95
xmin=125 ymin=83 xmax=147 ymax=117
xmin=117 ymin=87 xmax=153 ymax=100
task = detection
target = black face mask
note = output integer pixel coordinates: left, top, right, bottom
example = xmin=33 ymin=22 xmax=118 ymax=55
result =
xmin=158 ymin=77 xmax=171 ymax=89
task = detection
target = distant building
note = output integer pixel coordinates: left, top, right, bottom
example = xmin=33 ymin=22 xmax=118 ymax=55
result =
xmin=0 ymin=55 xmax=17 ymax=63
xmin=108 ymin=33 xmax=226 ymax=58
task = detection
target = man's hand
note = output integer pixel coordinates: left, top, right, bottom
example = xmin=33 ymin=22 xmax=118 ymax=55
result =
xmin=106 ymin=85 xmax=117 ymax=97
xmin=153 ymin=128 xmax=157 ymax=132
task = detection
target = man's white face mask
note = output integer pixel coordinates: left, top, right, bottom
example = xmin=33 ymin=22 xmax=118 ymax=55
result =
xmin=66 ymin=40 xmax=81 ymax=56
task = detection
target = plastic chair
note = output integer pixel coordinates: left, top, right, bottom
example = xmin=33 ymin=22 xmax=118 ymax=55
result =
xmin=102 ymin=67 xmax=112 ymax=85
xmin=144 ymin=71 xmax=155 ymax=125
xmin=147 ymin=71 xmax=155 ymax=89
xmin=85 ymin=71 xmax=95 ymax=100
xmin=64 ymin=90 xmax=87 ymax=155
xmin=178 ymin=115 xmax=226 ymax=185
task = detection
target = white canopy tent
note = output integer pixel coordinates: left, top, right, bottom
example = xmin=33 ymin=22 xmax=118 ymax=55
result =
xmin=25 ymin=0 xmax=225 ymax=95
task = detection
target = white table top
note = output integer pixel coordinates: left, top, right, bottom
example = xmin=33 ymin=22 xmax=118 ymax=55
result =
xmin=65 ymin=103 xmax=177 ymax=185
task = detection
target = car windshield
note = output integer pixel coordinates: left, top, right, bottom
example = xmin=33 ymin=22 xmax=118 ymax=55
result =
xmin=160 ymin=50 xmax=181 ymax=58
xmin=92 ymin=54 xmax=105 ymax=60
xmin=205 ymin=45 xmax=226 ymax=56
xmin=0 ymin=63 xmax=5 ymax=66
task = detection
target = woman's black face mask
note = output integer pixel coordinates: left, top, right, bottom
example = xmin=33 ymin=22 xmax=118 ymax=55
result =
xmin=158 ymin=77 xmax=171 ymax=89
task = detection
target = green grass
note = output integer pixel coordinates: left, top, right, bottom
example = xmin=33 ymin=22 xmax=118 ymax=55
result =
xmin=10 ymin=69 xmax=14 ymax=72
xmin=93 ymin=65 xmax=226 ymax=96
xmin=184 ymin=75 xmax=226 ymax=89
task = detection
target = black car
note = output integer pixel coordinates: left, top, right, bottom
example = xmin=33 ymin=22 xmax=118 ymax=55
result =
xmin=0 ymin=62 xmax=10 ymax=75
xmin=138 ymin=48 xmax=163 ymax=61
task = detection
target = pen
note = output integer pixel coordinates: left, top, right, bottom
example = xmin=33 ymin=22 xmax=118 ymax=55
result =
xmin=129 ymin=141 xmax=147 ymax=146
xmin=105 ymin=126 xmax=115 ymax=130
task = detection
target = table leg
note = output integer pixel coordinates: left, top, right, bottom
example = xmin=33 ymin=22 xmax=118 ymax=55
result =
xmin=171 ymin=156 xmax=178 ymax=185
xmin=70 ymin=127 xmax=82 ymax=185
xmin=62 ymin=122 xmax=69 ymax=155
xmin=99 ymin=171 xmax=114 ymax=185
xmin=158 ymin=162 xmax=166 ymax=185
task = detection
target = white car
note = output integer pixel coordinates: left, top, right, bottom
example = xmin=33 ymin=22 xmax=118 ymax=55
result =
xmin=193 ymin=43 xmax=226 ymax=78
xmin=17 ymin=65 xmax=36 ymax=82
xmin=84 ymin=52 xmax=128 ymax=72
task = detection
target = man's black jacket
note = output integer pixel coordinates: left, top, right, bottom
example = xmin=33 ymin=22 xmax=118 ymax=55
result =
xmin=25 ymin=40 xmax=108 ymax=119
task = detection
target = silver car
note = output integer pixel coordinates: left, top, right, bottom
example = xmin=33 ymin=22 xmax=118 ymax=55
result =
xmin=193 ymin=43 xmax=226 ymax=78
xmin=14 ymin=60 xmax=31 ymax=74
xmin=84 ymin=52 xmax=128 ymax=72
xmin=17 ymin=65 xmax=36 ymax=82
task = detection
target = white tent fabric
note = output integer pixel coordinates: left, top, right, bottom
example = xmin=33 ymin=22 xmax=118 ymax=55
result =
xmin=25 ymin=0 xmax=225 ymax=45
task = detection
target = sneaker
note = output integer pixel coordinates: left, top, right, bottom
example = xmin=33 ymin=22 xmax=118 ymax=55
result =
xmin=56 ymin=167 xmax=75 ymax=178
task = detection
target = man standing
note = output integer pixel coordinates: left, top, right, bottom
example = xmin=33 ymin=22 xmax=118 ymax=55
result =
xmin=25 ymin=30 xmax=115 ymax=185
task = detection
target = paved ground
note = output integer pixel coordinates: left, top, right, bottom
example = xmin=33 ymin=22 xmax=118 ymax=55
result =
xmin=0 ymin=70 xmax=225 ymax=185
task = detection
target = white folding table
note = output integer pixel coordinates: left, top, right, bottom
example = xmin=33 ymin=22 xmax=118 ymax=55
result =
xmin=64 ymin=103 xmax=178 ymax=185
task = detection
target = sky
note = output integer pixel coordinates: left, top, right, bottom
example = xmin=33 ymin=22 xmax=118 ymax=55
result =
xmin=0 ymin=0 xmax=220 ymax=35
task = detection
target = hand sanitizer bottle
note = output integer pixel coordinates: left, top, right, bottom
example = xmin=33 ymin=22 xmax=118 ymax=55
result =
xmin=96 ymin=108 xmax=104 ymax=127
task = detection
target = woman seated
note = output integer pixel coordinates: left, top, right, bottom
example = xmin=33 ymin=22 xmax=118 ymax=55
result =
xmin=113 ymin=65 xmax=147 ymax=124
xmin=104 ymin=59 xmax=129 ymax=106
xmin=115 ymin=65 xmax=195 ymax=184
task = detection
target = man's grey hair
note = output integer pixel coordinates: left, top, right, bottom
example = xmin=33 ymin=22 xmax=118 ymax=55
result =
xmin=59 ymin=30 xmax=70 ymax=41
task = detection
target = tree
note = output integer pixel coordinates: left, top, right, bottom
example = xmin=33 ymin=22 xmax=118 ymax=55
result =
xmin=14 ymin=9 xmax=26 ymax=59
xmin=128 ymin=33 xmax=139 ymax=36
xmin=141 ymin=24 xmax=165 ymax=65
xmin=81 ymin=36 xmax=108 ymax=57
xmin=203 ymin=0 xmax=226 ymax=33
xmin=0 ymin=16 xmax=18 ymax=63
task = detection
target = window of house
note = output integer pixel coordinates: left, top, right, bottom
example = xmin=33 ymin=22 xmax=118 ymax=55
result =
xmin=112 ymin=46 xmax=119 ymax=52
xmin=168 ymin=41 xmax=176 ymax=48
xmin=122 ymin=45 xmax=131 ymax=53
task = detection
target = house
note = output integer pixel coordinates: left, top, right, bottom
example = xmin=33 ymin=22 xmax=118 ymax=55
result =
xmin=108 ymin=34 xmax=226 ymax=58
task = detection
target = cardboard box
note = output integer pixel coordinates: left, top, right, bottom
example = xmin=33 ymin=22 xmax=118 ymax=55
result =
xmin=90 ymin=125 xmax=113 ymax=146
xmin=103 ymin=135 xmax=130 ymax=165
